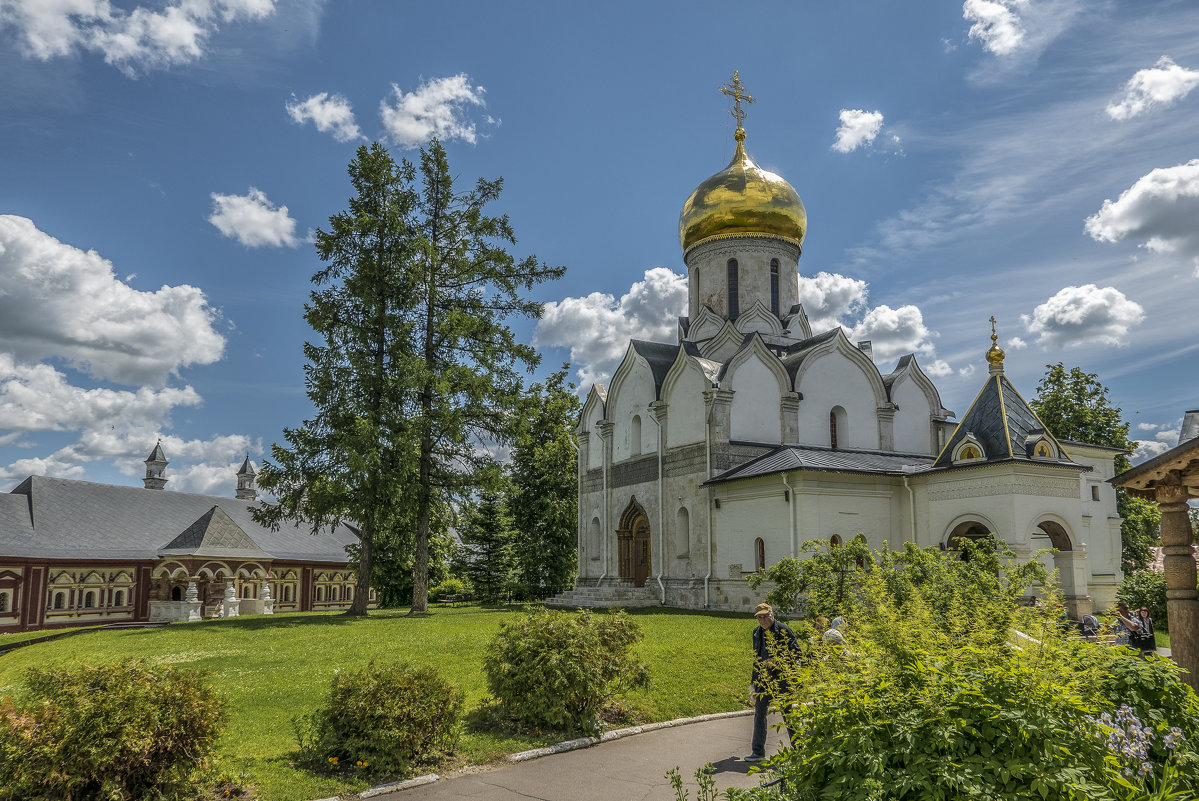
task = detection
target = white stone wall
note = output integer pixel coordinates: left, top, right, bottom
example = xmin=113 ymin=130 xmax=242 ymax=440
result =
xmin=609 ymin=358 xmax=657 ymax=462
xmin=795 ymin=351 xmax=880 ymax=449
xmin=684 ymin=238 xmax=800 ymax=323
xmin=663 ymin=366 xmax=707 ymax=447
xmin=730 ymin=357 xmax=782 ymax=443
xmin=890 ymin=374 xmax=936 ymax=455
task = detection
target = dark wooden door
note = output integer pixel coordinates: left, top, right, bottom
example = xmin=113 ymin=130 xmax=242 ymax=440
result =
xmin=633 ymin=519 xmax=651 ymax=587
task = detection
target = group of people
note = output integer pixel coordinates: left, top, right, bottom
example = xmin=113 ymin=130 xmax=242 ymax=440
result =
xmin=1080 ymin=602 xmax=1157 ymax=656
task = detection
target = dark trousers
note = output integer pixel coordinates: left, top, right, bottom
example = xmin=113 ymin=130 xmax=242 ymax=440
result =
xmin=751 ymin=691 xmax=796 ymax=756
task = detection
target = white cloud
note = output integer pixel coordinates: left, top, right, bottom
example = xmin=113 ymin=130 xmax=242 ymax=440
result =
xmin=959 ymin=364 xmax=978 ymax=377
xmin=0 ymin=215 xmax=225 ymax=385
xmin=796 ymin=271 xmax=868 ymax=332
xmin=832 ymin=109 xmax=885 ymax=154
xmin=1008 ymin=336 xmax=1028 ymax=349
xmin=849 ymin=304 xmax=937 ymax=362
xmin=1107 ymin=56 xmax=1199 ymax=121
xmin=925 ymin=360 xmax=953 ymax=377
xmin=0 ymin=354 xmax=200 ymax=433
xmin=208 ymin=187 xmax=299 ymax=248
xmin=1131 ymin=438 xmax=1174 ymax=463
xmin=963 ymin=0 xmax=1027 ymax=55
xmin=1021 ymin=284 xmax=1144 ymax=347
xmin=1084 ymin=160 xmax=1199 ymax=267
xmin=0 ymin=0 xmax=276 ymax=76
xmin=380 ymin=74 xmax=490 ymax=149
xmin=533 ymin=268 xmax=687 ymax=390
xmin=286 ymin=92 xmax=363 ymax=143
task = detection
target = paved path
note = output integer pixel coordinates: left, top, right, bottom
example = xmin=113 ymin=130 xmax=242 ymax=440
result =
xmin=374 ymin=712 xmax=789 ymax=801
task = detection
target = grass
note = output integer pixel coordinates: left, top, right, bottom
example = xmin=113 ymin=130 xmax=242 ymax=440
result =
xmin=0 ymin=605 xmax=752 ymax=801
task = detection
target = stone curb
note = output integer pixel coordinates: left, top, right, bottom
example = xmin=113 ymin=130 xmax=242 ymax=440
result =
xmin=344 ymin=708 xmax=752 ymax=798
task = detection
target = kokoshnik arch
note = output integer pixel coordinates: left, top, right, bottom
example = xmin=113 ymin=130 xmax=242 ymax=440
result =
xmin=551 ymin=72 xmax=1125 ymax=615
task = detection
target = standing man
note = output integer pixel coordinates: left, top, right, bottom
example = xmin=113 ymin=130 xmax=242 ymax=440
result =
xmin=747 ymin=602 xmax=799 ymax=762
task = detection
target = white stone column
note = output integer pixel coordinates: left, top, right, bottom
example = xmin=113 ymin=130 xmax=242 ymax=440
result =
xmin=260 ymin=579 xmax=274 ymax=615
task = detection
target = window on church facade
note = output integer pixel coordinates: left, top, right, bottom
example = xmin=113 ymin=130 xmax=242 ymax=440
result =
xmin=727 ymin=259 xmax=739 ymax=320
xmin=830 ymin=534 xmax=842 ymax=547
xmin=0 ymin=592 xmax=9 ymax=613
xmin=830 ymin=411 xmax=838 ymax=449
xmin=770 ymin=259 xmax=779 ymax=316
xmin=755 ymin=538 xmax=765 ymax=571
xmin=114 ymin=590 xmax=124 ymax=607
xmin=84 ymin=591 xmax=95 ymax=608
xmin=53 ymin=592 xmax=65 ymax=610
xmin=631 ymin=415 xmax=642 ymax=456
xmin=830 ymin=406 xmax=847 ymax=449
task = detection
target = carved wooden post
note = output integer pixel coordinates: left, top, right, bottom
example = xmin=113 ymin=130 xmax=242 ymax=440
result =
xmin=1159 ymin=481 xmax=1198 ymax=689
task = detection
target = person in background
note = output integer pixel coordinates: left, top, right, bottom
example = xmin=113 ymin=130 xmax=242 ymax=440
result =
xmin=1133 ymin=606 xmax=1157 ymax=656
xmin=1112 ymin=602 xmax=1139 ymax=647
xmin=747 ymin=603 xmax=799 ymax=762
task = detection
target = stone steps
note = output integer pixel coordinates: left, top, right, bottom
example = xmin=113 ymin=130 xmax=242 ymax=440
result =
xmin=543 ymin=582 xmax=662 ymax=609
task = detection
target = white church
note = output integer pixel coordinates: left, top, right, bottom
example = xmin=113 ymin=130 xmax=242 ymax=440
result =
xmin=556 ymin=74 xmax=1124 ymax=616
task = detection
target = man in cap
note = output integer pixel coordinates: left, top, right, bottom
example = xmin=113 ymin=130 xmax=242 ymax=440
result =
xmin=747 ymin=602 xmax=799 ymax=761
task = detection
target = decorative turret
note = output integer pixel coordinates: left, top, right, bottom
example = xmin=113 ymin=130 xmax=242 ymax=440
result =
xmin=143 ymin=440 xmax=168 ymax=490
xmin=235 ymin=455 xmax=257 ymax=501
xmin=986 ymin=315 xmax=1006 ymax=376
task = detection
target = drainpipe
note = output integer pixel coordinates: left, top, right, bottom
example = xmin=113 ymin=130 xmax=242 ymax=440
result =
xmin=781 ymin=473 xmax=797 ymax=558
xmin=704 ymin=401 xmax=714 ymax=609
xmin=903 ymin=473 xmax=916 ymax=544
xmin=599 ymin=423 xmax=609 ymax=586
xmin=647 ymin=405 xmax=666 ymax=605
xmin=570 ymin=436 xmax=582 ymax=582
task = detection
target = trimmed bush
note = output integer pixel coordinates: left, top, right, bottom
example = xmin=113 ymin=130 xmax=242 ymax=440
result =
xmin=483 ymin=607 xmax=649 ymax=733
xmin=0 ymin=660 xmax=225 ymax=801
xmin=430 ymin=577 xmax=469 ymax=599
xmin=295 ymin=661 xmax=463 ymax=779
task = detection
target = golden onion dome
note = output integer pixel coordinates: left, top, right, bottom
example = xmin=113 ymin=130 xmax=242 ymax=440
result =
xmin=679 ymin=128 xmax=806 ymax=254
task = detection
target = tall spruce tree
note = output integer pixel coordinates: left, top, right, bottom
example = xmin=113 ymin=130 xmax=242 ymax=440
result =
xmin=507 ymin=366 xmax=581 ymax=599
xmin=1030 ymin=362 xmax=1160 ymax=571
xmin=252 ymin=143 xmax=418 ymax=615
xmin=402 ymin=138 xmax=564 ymax=612
xmin=460 ymin=489 xmax=517 ymax=603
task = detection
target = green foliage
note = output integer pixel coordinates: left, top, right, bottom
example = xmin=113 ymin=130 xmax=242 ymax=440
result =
xmin=728 ymin=541 xmax=1199 ymax=801
xmin=460 ymin=488 xmax=518 ymax=602
xmin=295 ymin=661 xmax=463 ymax=780
xmin=483 ymin=608 xmax=650 ymax=733
xmin=747 ymin=536 xmax=872 ymax=619
xmin=667 ymin=763 xmax=719 ymax=801
xmin=1029 ymin=363 xmax=1159 ymax=571
xmin=507 ymin=366 xmax=581 ymax=600
xmin=429 ymin=577 xmax=470 ymax=599
xmin=0 ymin=660 xmax=225 ymax=801
xmin=1117 ymin=569 xmax=1168 ymax=628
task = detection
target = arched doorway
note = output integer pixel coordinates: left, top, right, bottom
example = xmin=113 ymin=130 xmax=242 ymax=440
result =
xmin=946 ymin=520 xmax=993 ymax=561
xmin=617 ymin=498 xmax=652 ymax=587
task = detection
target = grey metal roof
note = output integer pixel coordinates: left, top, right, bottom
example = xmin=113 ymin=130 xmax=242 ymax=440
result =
xmin=237 ymin=456 xmax=256 ymax=476
xmin=931 ymin=373 xmax=1080 ymax=471
xmin=629 ymin=340 xmax=701 ymax=397
xmin=159 ymin=506 xmax=274 ymax=559
xmin=0 ymin=475 xmax=357 ymax=562
xmin=779 ymin=329 xmax=840 ymax=382
xmin=706 ymin=445 xmax=935 ymax=484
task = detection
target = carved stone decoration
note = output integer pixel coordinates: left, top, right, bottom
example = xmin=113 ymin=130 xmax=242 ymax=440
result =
xmin=185 ymin=580 xmax=202 ymax=622
xmin=260 ymin=579 xmax=274 ymax=615
xmin=222 ymin=581 xmax=241 ymax=618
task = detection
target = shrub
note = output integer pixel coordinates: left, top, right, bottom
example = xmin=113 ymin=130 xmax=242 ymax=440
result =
xmin=430 ymin=577 xmax=469 ymax=599
xmin=0 ymin=660 xmax=225 ymax=801
xmin=1116 ymin=568 xmax=1167 ymax=628
xmin=295 ymin=661 xmax=463 ymax=779
xmin=483 ymin=607 xmax=649 ymax=733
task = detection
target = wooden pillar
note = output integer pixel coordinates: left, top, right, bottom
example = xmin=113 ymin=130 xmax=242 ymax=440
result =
xmin=1158 ymin=481 xmax=1198 ymax=690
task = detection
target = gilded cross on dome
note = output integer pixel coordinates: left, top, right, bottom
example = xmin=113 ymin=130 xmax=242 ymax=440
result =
xmin=720 ymin=71 xmax=755 ymax=134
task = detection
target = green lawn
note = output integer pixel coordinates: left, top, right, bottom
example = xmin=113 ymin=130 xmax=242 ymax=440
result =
xmin=0 ymin=606 xmax=752 ymax=801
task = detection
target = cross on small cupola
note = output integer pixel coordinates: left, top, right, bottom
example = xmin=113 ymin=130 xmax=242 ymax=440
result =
xmin=143 ymin=439 xmax=168 ymax=490
xmin=986 ymin=315 xmax=1006 ymax=376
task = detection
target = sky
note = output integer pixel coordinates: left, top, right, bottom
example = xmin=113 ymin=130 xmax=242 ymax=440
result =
xmin=0 ymin=0 xmax=1197 ymax=497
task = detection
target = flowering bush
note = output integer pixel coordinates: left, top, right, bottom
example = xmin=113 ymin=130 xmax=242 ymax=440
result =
xmin=0 ymin=660 xmax=225 ymax=801
xmin=294 ymin=661 xmax=462 ymax=780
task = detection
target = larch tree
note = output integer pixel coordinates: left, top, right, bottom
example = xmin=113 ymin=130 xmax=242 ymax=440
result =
xmin=507 ymin=366 xmax=581 ymax=599
xmin=402 ymin=138 xmax=564 ymax=613
xmin=1030 ymin=362 xmax=1160 ymax=571
xmin=252 ymin=142 xmax=418 ymax=615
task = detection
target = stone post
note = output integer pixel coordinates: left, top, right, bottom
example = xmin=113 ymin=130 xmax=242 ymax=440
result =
xmin=1159 ymin=482 xmax=1198 ymax=690
xmin=260 ymin=579 xmax=274 ymax=615
xmin=222 ymin=581 xmax=241 ymax=618
xmin=184 ymin=580 xmax=202 ymax=622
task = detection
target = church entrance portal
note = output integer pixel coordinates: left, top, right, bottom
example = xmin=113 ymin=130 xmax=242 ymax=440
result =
xmin=617 ymin=498 xmax=652 ymax=588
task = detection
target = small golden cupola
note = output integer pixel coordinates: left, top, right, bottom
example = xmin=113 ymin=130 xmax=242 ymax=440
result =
xmin=678 ymin=71 xmax=807 ymax=255
xmin=986 ymin=315 xmax=1006 ymax=375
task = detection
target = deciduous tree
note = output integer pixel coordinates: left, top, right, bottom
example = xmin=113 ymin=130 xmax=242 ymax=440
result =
xmin=1030 ymin=362 xmax=1159 ymax=571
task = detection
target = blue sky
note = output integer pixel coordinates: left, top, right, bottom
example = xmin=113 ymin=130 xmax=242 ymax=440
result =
xmin=1 ymin=0 xmax=1197 ymax=496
